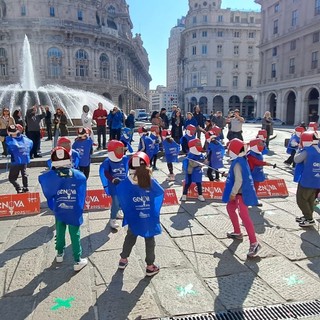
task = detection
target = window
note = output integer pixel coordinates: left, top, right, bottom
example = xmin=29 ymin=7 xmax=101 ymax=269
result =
xmin=192 ymin=16 xmax=197 ymax=24
xmin=271 ymin=63 xmax=276 ymax=78
xmin=0 ymin=48 xmax=7 ymax=77
xmin=233 ymin=62 xmax=238 ymax=69
xmin=311 ymin=51 xmax=318 ymax=69
xmin=218 ymin=15 xmax=223 ymax=22
xmin=21 ymin=5 xmax=26 ymax=16
xmin=117 ymin=57 xmax=123 ymax=81
xmin=234 ymin=45 xmax=239 ymax=55
xmin=273 ymin=20 xmax=278 ymax=34
xmin=192 ymin=46 xmax=197 ymax=55
xmin=247 ymin=76 xmax=252 ymax=88
xmin=316 ymin=0 xmax=320 ymax=15
xmin=274 ymin=3 xmax=280 ymax=13
xmin=192 ymin=32 xmax=197 ymax=39
xmin=216 ymin=76 xmax=221 ymax=87
xmin=272 ymin=47 xmax=277 ymax=56
xmin=75 ymin=49 xmax=89 ymax=77
xmin=249 ymin=32 xmax=254 ymax=38
xmin=49 ymin=6 xmax=55 ymax=17
xmin=192 ymin=73 xmax=198 ymax=86
xmin=248 ymin=46 xmax=253 ymax=54
xmin=203 ymin=15 xmax=207 ymax=23
xmin=291 ymin=10 xmax=298 ymax=26
xmin=290 ymin=39 xmax=296 ymax=50
xmin=232 ymin=76 xmax=238 ymax=87
xmin=202 ymin=31 xmax=207 ymax=37
xmin=217 ymin=45 xmax=222 ymax=54
xmin=217 ymin=61 xmax=222 ymax=68
xmin=235 ymin=16 xmax=240 ymax=23
xmin=100 ymin=53 xmax=110 ymax=79
xmin=234 ymin=31 xmax=240 ymax=38
xmin=108 ymin=5 xmax=116 ymax=15
xmin=202 ymin=44 xmax=207 ymax=55
xmin=217 ymin=30 xmax=223 ymax=37
xmin=78 ymin=9 xmax=83 ymax=21
xmin=48 ymin=47 xmax=62 ymax=78
xmin=289 ymin=58 xmax=295 ymax=74
xmin=250 ymin=17 xmax=254 ymax=23
xmin=313 ymin=32 xmax=319 ymax=43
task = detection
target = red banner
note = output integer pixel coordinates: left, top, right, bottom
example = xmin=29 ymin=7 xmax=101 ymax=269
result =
xmin=186 ymin=179 xmax=288 ymax=200
xmin=85 ymin=188 xmax=178 ymax=211
xmin=0 ymin=193 xmax=40 ymax=217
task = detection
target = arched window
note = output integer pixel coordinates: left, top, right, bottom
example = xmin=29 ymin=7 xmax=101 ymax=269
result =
xmin=108 ymin=6 xmax=116 ymax=15
xmin=100 ymin=53 xmax=110 ymax=79
xmin=0 ymin=1 xmax=7 ymax=19
xmin=21 ymin=4 xmax=26 ymax=16
xmin=47 ymin=47 xmax=62 ymax=78
xmin=75 ymin=49 xmax=89 ymax=77
xmin=116 ymin=57 xmax=123 ymax=81
xmin=0 ymin=47 xmax=8 ymax=76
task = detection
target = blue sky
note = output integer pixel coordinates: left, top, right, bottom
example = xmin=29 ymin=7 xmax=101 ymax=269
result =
xmin=126 ymin=0 xmax=261 ymax=89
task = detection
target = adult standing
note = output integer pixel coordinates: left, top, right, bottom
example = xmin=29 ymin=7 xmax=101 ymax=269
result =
xmin=25 ymin=105 xmax=46 ymax=158
xmin=261 ymin=111 xmax=273 ymax=148
xmin=151 ymin=111 xmax=164 ymax=133
xmin=0 ymin=107 xmax=15 ymax=156
xmin=171 ymin=108 xmax=184 ymax=144
xmin=227 ymin=109 xmax=245 ymax=141
xmin=44 ymin=106 xmax=52 ymax=141
xmin=160 ymin=108 xmax=169 ymax=129
xmin=108 ymin=106 xmax=123 ymax=140
xmin=125 ymin=110 xmax=135 ymax=142
xmin=213 ymin=111 xmax=226 ymax=143
xmin=93 ymin=102 xmax=108 ymax=150
xmin=12 ymin=109 xmax=25 ymax=132
xmin=309 ymin=109 xmax=319 ymax=123
xmin=193 ymin=105 xmax=205 ymax=139
xmin=53 ymin=107 xmax=68 ymax=147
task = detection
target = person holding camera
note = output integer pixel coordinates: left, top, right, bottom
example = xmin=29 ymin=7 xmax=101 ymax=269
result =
xmin=107 ymin=106 xmax=123 ymax=140
xmin=25 ymin=105 xmax=46 ymax=158
xmin=227 ymin=109 xmax=244 ymax=141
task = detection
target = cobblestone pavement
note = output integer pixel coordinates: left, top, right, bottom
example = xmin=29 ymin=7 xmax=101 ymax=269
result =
xmin=1 ymin=124 xmax=320 ymax=320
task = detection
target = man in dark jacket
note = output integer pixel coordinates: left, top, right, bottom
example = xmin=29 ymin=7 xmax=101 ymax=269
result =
xmin=160 ymin=108 xmax=169 ymax=129
xmin=193 ymin=105 xmax=205 ymax=139
xmin=44 ymin=106 xmax=52 ymax=140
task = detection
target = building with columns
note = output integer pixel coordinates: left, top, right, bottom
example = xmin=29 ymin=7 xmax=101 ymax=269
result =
xmin=0 ymin=0 xmax=151 ymax=114
xmin=178 ymin=0 xmax=261 ymax=117
xmin=255 ymin=0 xmax=320 ymax=125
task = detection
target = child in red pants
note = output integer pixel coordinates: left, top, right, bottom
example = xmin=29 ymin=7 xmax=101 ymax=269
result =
xmin=222 ymin=139 xmax=261 ymax=258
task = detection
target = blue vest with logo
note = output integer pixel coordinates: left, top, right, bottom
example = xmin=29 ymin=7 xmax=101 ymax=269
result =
xmin=299 ymin=146 xmax=320 ymax=188
xmin=163 ymin=139 xmax=180 ymax=163
xmin=6 ymin=135 xmax=33 ymax=165
xmin=138 ymin=135 xmax=154 ymax=161
xmin=183 ymin=153 xmax=204 ymax=183
xmin=222 ymin=157 xmax=258 ymax=206
xmin=208 ymin=141 xmax=225 ymax=169
xmin=72 ymin=138 xmax=93 ymax=167
xmin=286 ymin=134 xmax=299 ymax=154
xmin=150 ymin=133 xmax=160 ymax=155
xmin=247 ymin=150 xmax=266 ymax=182
xmin=116 ymin=178 xmax=164 ymax=237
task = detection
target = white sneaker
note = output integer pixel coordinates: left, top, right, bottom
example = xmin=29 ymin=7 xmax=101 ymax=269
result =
xmin=110 ymin=219 xmax=120 ymax=229
xmin=198 ymin=195 xmax=205 ymax=202
xmin=56 ymin=251 xmax=64 ymax=263
xmin=74 ymin=258 xmax=88 ymax=271
xmin=166 ymin=174 xmax=175 ymax=181
xmin=116 ymin=211 xmax=124 ymax=219
xmin=180 ymin=195 xmax=187 ymax=201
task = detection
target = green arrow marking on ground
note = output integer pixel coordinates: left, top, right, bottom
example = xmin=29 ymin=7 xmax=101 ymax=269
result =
xmin=284 ymin=275 xmax=304 ymax=286
xmin=176 ymin=284 xmax=197 ymax=297
xmin=51 ymin=297 xmax=75 ymax=311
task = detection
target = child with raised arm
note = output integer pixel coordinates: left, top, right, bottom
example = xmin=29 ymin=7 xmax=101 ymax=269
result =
xmin=117 ymin=152 xmax=164 ymax=276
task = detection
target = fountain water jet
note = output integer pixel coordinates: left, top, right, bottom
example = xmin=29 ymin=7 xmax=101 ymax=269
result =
xmin=0 ymin=35 xmax=116 ymax=121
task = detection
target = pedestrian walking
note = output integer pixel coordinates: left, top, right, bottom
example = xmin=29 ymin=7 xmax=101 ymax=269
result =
xmin=117 ymin=151 xmax=164 ymax=277
xmin=6 ymin=124 xmax=33 ymax=193
xmin=99 ymin=140 xmax=129 ymax=229
xmin=38 ymin=146 xmax=88 ymax=272
xmin=222 ymin=138 xmax=261 ymax=258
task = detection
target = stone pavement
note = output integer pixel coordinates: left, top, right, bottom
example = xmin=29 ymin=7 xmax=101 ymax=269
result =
xmin=1 ymin=125 xmax=320 ymax=320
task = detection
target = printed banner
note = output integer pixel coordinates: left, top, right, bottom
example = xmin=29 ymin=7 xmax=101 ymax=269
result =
xmin=186 ymin=179 xmax=288 ymax=199
xmin=0 ymin=193 xmax=40 ymax=217
xmin=85 ymin=188 xmax=178 ymax=210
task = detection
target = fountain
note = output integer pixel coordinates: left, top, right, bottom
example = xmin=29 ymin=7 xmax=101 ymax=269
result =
xmin=0 ymin=35 xmax=116 ymax=122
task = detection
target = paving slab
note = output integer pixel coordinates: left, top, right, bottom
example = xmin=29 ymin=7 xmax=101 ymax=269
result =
xmin=161 ymin=204 xmax=185 ymax=214
xmin=0 ymin=296 xmax=35 ymax=320
xmin=0 ymin=219 xmax=17 ymax=244
xmin=296 ymin=257 xmax=320 ymax=280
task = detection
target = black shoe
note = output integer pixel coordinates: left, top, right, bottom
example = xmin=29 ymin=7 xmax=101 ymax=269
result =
xmin=295 ymin=216 xmax=305 ymax=223
xmin=16 ymin=188 xmax=23 ymax=194
xmin=34 ymin=154 xmax=42 ymax=158
xmin=256 ymin=202 xmax=263 ymax=207
xmin=22 ymin=187 xmax=29 ymax=193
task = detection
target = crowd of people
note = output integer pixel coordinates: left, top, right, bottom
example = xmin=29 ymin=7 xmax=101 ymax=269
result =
xmin=1 ymin=103 xmax=320 ymax=275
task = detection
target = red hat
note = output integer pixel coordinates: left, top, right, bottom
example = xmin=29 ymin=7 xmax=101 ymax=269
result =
xmin=51 ymin=146 xmax=71 ymax=168
xmin=57 ymin=136 xmax=72 ymax=152
xmin=228 ymin=138 xmax=247 ymax=159
xmin=162 ymin=129 xmax=171 ymax=138
xmin=205 ymin=131 xmax=214 ymax=141
xmin=188 ymin=138 xmax=202 ymax=153
xmin=308 ymin=122 xmax=318 ymax=131
xmin=129 ymin=151 xmax=150 ymax=168
xmin=186 ymin=124 xmax=196 ymax=136
xmin=138 ymin=126 xmax=148 ymax=134
xmin=300 ymin=131 xmax=319 ymax=147
xmin=108 ymin=140 xmax=125 ymax=161
xmin=257 ymin=129 xmax=267 ymax=140
xmin=211 ymin=126 xmax=222 ymax=137
xmin=295 ymin=126 xmax=306 ymax=134
xmin=249 ymin=138 xmax=265 ymax=153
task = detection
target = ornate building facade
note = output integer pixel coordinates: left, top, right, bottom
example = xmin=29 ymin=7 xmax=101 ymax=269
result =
xmin=178 ymin=0 xmax=261 ymax=117
xmin=0 ymin=0 xmax=151 ymax=113
xmin=256 ymin=0 xmax=320 ymax=125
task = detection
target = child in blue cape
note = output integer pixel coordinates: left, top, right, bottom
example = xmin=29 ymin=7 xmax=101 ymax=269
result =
xmin=180 ymin=124 xmax=196 ymax=154
xmin=99 ymin=140 xmax=129 ymax=229
xmin=205 ymin=127 xmax=225 ymax=182
xmin=120 ymin=127 xmax=133 ymax=153
xmin=137 ymin=126 xmax=154 ymax=161
xmin=117 ymin=151 xmax=164 ymax=277
xmin=149 ymin=125 xmax=161 ymax=170
xmin=6 ymin=125 xmax=33 ymax=193
xmin=181 ymin=138 xmax=205 ymax=202
xmin=284 ymin=126 xmax=305 ymax=167
xmin=38 ymin=147 xmax=87 ymax=272
xmin=162 ymin=129 xmax=180 ymax=181
xmin=72 ymin=127 xmax=93 ymax=179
